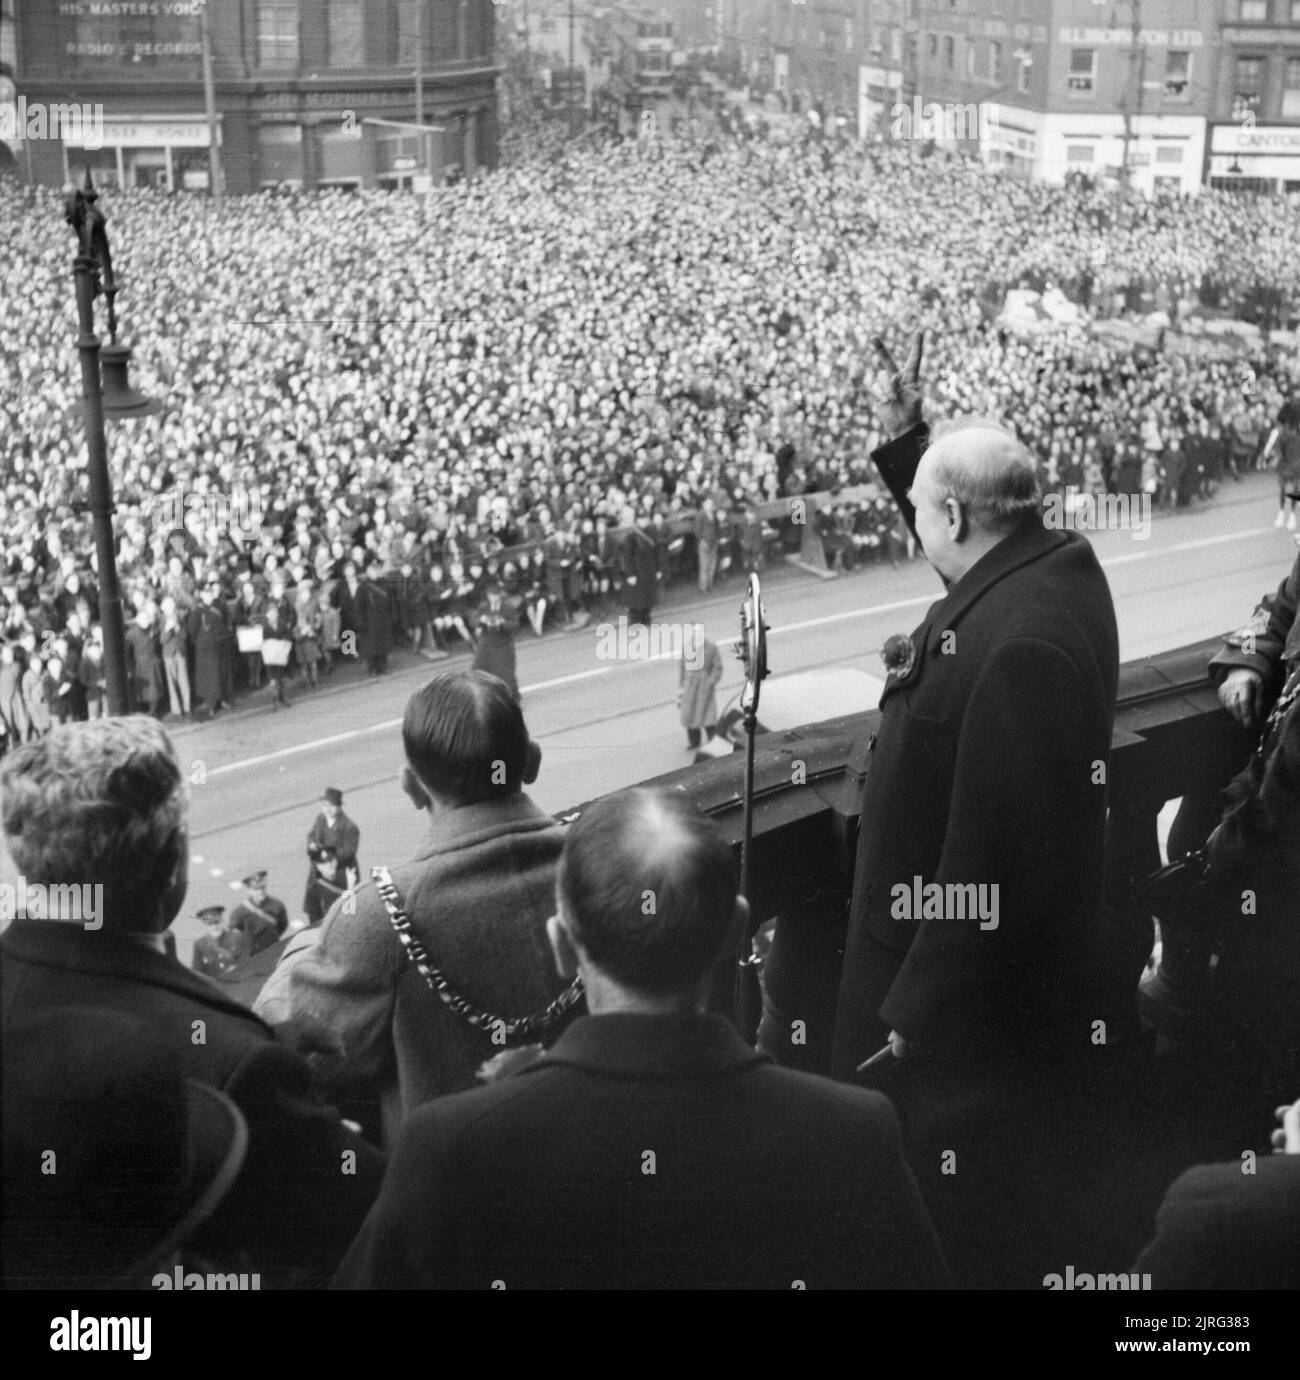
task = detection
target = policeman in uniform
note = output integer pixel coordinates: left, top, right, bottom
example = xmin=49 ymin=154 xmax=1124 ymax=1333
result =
xmin=191 ymin=905 xmax=245 ymax=980
xmin=229 ymin=870 xmax=289 ymax=954
xmin=304 ymin=844 xmax=349 ymax=928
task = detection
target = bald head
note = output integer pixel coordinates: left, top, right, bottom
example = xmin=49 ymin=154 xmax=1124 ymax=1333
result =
xmin=908 ymin=418 xmax=1043 ymax=584
xmin=919 ymin=419 xmax=1042 ymax=530
xmin=557 ymin=789 xmax=739 ymax=996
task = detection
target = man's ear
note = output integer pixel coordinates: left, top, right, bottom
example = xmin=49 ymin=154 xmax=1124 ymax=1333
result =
xmin=944 ymin=497 xmax=967 ymax=542
xmin=401 ymin=764 xmax=431 ymax=812
xmin=522 ymin=739 xmax=542 ymax=785
xmin=546 ymin=912 xmax=579 ymax=980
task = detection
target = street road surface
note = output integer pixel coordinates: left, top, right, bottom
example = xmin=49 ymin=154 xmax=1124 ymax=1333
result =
xmin=3 ymin=475 xmax=1293 ymax=965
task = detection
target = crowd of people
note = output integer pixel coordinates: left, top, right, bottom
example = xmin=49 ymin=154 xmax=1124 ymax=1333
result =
xmin=3 ymin=636 xmax=1296 ymax=1289
xmin=0 ymin=128 xmax=1297 ymax=739
xmin=2 ymin=127 xmax=1299 ymax=746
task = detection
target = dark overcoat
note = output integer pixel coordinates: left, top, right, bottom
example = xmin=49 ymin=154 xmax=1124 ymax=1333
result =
xmin=125 ymin=623 xmax=164 ymax=708
xmin=618 ymin=528 xmax=661 ymax=612
xmin=0 ymin=921 xmax=384 ymax=1287
xmin=187 ymin=603 xmax=234 ymax=707
xmin=829 ymin=423 xmax=1121 ymax=1286
xmin=832 ymin=423 xmax=1120 ymax=1078
xmin=352 ymin=579 xmax=394 ymax=659
xmin=1134 ymin=1156 xmax=1300 ymax=1289
xmin=333 ymin=1013 xmax=949 ymax=1290
xmin=472 ymin=615 xmax=519 ymax=699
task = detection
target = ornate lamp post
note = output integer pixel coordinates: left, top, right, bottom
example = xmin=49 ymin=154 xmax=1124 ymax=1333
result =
xmin=64 ymin=169 xmax=161 ymax=716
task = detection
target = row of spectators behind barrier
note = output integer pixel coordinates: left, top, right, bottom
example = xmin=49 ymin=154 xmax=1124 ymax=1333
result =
xmin=3 ymin=421 xmax=1298 ymax=739
xmin=3 ymin=130 xmax=1300 ymax=732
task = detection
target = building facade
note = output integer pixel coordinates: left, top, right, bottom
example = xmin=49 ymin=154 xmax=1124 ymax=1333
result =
xmin=768 ymin=0 xmax=859 ymax=122
xmin=611 ymin=5 xmax=673 ymax=105
xmin=1206 ymin=0 xmax=1300 ymax=192
xmin=14 ymin=0 xmax=499 ymax=194
xmin=859 ymin=0 xmax=1214 ymax=196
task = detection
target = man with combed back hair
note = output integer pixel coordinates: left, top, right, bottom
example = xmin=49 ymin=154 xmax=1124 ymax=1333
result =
xmin=334 ymin=788 xmax=948 ymax=1290
xmin=0 ymin=716 xmax=383 ymax=1287
xmin=258 ymin=670 xmax=578 ymax=1146
xmin=827 ymin=334 xmax=1122 ymax=1288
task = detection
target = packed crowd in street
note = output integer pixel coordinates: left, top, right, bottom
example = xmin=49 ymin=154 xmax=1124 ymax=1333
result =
xmin=3 ymin=109 xmax=1300 ymax=1306
xmin=2 ymin=127 xmax=1299 ymax=741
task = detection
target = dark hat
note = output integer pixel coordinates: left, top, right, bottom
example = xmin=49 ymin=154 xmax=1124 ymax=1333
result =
xmin=1 ymin=1007 xmax=247 ymax=1289
xmin=322 ymin=787 xmax=343 ymax=806
xmin=309 ymin=842 xmax=338 ymax=863
xmin=241 ymin=870 xmax=268 ymax=889
xmin=197 ymin=905 xmax=225 ymax=923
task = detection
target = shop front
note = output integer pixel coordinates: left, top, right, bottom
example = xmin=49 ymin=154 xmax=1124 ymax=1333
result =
xmin=62 ymin=114 xmax=219 ymax=192
xmin=1207 ymin=123 xmax=1300 ymax=195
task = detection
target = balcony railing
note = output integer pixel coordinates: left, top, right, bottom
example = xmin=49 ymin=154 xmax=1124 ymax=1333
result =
xmin=562 ymin=636 xmax=1254 ymax=1065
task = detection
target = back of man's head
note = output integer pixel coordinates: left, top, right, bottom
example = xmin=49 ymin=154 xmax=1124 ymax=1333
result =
xmin=558 ymin=790 xmax=738 ymax=995
xmin=0 ymin=716 xmax=186 ymax=932
xmin=402 ymin=670 xmax=532 ymax=806
xmin=923 ymin=418 xmax=1042 ymax=532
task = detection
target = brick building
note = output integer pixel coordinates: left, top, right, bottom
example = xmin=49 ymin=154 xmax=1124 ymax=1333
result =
xmin=14 ymin=0 xmax=499 ymax=194
xmin=1206 ymin=0 xmax=1300 ymax=192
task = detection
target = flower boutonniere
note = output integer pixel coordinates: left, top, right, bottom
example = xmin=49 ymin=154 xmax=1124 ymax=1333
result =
xmin=881 ymin=633 xmax=917 ymax=681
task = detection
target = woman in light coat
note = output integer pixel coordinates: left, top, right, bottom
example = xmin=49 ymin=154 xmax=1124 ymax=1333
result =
xmin=678 ymin=624 xmax=723 ymax=751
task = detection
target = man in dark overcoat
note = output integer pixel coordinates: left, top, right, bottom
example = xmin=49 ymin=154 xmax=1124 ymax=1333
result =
xmin=617 ymin=510 xmax=661 ymax=629
xmin=830 ymin=334 xmax=1121 ymax=1287
xmin=334 ymin=789 xmax=948 ymax=1290
xmin=0 ymin=717 xmax=383 ymax=1287
xmin=306 ymin=786 xmax=360 ymax=895
xmin=186 ymin=578 xmax=234 ymax=716
xmin=352 ymin=558 xmax=395 ymax=677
